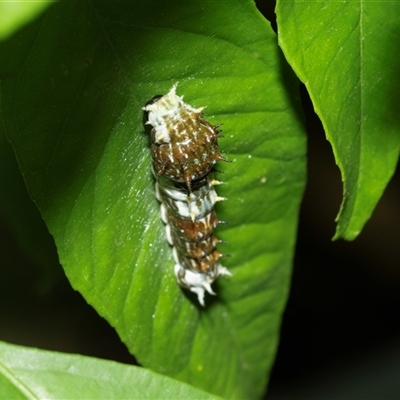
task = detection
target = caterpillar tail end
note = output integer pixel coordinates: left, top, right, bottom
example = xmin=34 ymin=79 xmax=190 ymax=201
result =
xmin=174 ymin=263 xmax=231 ymax=307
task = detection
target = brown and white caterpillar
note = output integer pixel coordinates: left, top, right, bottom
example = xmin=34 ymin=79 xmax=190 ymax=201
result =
xmin=143 ymin=84 xmax=231 ymax=306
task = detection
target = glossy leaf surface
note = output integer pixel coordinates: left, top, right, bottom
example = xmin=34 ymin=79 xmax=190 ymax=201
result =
xmin=276 ymin=0 xmax=400 ymax=240
xmin=0 ymin=1 xmax=306 ymax=398
xmin=0 ymin=340 xmax=220 ymax=400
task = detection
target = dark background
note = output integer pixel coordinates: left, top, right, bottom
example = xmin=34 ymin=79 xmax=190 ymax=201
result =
xmin=1 ymin=2 xmax=400 ymax=399
xmin=267 ymin=86 xmax=400 ymax=399
xmin=256 ymin=2 xmax=400 ymax=398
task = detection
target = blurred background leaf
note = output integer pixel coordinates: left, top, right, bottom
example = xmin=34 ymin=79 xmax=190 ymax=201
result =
xmin=0 ymin=0 xmax=55 ymax=41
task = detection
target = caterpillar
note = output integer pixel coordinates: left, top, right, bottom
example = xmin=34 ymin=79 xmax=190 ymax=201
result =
xmin=143 ymin=84 xmax=231 ymax=306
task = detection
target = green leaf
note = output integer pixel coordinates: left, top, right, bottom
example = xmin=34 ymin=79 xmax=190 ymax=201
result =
xmin=0 ymin=0 xmax=55 ymax=41
xmin=0 ymin=340 xmax=220 ymax=399
xmin=276 ymin=0 xmax=400 ymax=240
xmin=0 ymin=1 xmax=306 ymax=398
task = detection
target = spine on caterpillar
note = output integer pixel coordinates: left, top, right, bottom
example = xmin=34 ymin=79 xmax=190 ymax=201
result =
xmin=143 ymin=84 xmax=231 ymax=306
